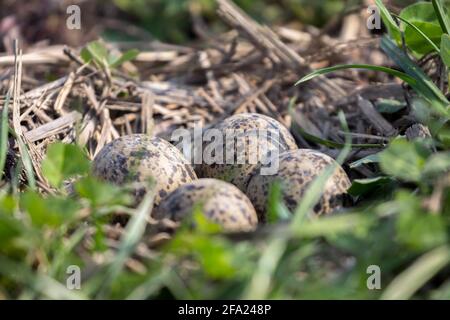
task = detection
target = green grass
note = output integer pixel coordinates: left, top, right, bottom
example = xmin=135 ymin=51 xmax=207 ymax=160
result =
xmin=0 ymin=132 xmax=450 ymax=299
xmin=1 ymin=0 xmax=450 ymax=300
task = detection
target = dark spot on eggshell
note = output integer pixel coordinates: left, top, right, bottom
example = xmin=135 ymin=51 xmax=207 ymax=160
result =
xmin=159 ymin=189 xmax=168 ymax=198
xmin=246 ymin=149 xmax=351 ymax=221
xmin=198 ymin=113 xmax=297 ymax=192
xmin=92 ymin=134 xmax=197 ymax=206
xmin=154 ymin=178 xmax=258 ymax=232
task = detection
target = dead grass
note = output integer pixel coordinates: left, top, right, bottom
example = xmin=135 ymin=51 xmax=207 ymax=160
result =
xmin=0 ymin=0 xmax=428 ymax=192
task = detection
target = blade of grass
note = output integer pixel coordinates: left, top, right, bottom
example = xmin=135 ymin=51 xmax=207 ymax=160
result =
xmin=164 ymin=269 xmax=195 ymax=299
xmin=442 ymin=34 xmax=450 ymax=68
xmin=349 ymin=153 xmax=380 ymax=168
xmin=432 ymin=0 xmax=450 ymax=35
xmin=49 ymin=226 xmax=88 ymax=277
xmin=290 ymin=111 xmax=352 ymax=230
xmin=288 ymin=98 xmax=383 ymax=149
xmin=296 ymin=38 xmax=449 ymax=118
xmin=0 ymin=92 xmax=10 ymax=178
xmin=291 ymin=122 xmax=384 ymax=149
xmin=10 ymin=158 xmax=22 ymax=196
xmin=267 ymin=181 xmax=291 ymax=222
xmin=380 ymin=37 xmax=449 ymax=116
xmin=393 ymin=14 xmax=441 ymax=54
xmin=126 ymin=266 xmax=170 ymax=300
xmin=10 ymin=125 xmax=36 ymax=190
xmin=12 ymin=42 xmax=36 ymax=190
xmin=9 ymin=126 xmax=37 ymax=190
xmin=242 ymin=237 xmax=287 ymax=299
xmin=381 ymin=245 xmax=450 ymax=300
xmin=293 ymin=212 xmax=374 ymax=239
xmin=243 ymin=112 xmax=355 ymax=299
xmin=295 ymin=64 xmax=416 ymax=86
xmin=375 ymin=0 xmax=401 ymax=41
xmin=17 ymin=138 xmax=36 ymax=190
xmin=96 ymin=183 xmax=155 ymax=298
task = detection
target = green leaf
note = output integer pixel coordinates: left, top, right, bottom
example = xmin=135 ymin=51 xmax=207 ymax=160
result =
xmin=82 ymin=41 xmax=109 ymax=67
xmin=20 ymin=191 xmax=81 ymax=227
xmin=348 ymin=176 xmax=395 ymax=197
xmin=375 ymin=0 xmax=401 ymax=42
xmin=0 ymin=194 xmax=16 ymax=215
xmin=375 ymin=98 xmax=407 ymax=114
xmin=379 ymin=139 xmax=430 ymax=182
xmin=191 ymin=208 xmax=223 ymax=234
xmin=422 ymin=152 xmax=450 ymax=179
xmin=80 ymin=47 xmax=93 ymax=64
xmin=81 ymin=41 xmax=139 ymax=69
xmin=401 ymin=2 xmax=440 ymax=26
xmin=169 ymin=231 xmax=237 ymax=280
xmin=0 ymin=213 xmax=22 ymax=244
xmin=395 ymin=191 xmax=447 ymax=250
xmin=190 ymin=235 xmax=236 ymax=279
xmin=411 ymin=97 xmax=433 ymax=124
xmin=74 ymin=176 xmax=132 ymax=207
xmin=41 ymin=143 xmax=90 ymax=188
xmin=399 ymin=1 xmax=443 ymax=55
xmin=394 ymin=12 xmax=441 ymax=54
xmin=441 ymin=34 xmax=450 ymax=68
xmin=404 ymin=21 xmax=443 ymax=55
xmin=87 ymin=41 xmax=109 ymax=63
xmin=109 ymin=49 xmax=139 ymax=68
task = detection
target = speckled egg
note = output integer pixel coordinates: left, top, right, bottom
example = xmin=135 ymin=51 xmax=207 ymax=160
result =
xmin=246 ymin=149 xmax=351 ymax=220
xmin=153 ymin=179 xmax=258 ymax=232
xmin=92 ymin=134 xmax=197 ymax=205
xmin=197 ymin=113 xmax=297 ymax=192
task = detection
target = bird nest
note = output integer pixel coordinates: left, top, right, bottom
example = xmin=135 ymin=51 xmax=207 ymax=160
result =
xmin=0 ymin=0 xmax=427 ymax=192
xmin=1 ymin=0 xmax=444 ymax=278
